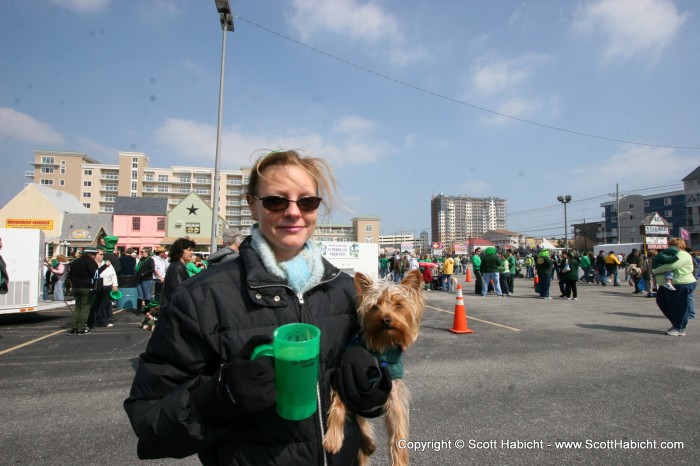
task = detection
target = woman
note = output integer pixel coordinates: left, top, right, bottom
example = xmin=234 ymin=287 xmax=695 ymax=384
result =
xmin=535 ymin=249 xmax=554 ymax=299
xmin=560 ymin=250 xmax=580 ymax=300
xmin=626 ymin=248 xmax=645 ymax=294
xmin=88 ymin=250 xmax=118 ymax=328
xmin=498 ymin=253 xmax=511 ymax=296
xmin=49 ymin=255 xmax=69 ymax=301
xmin=125 ymin=151 xmax=390 ymax=465
xmin=124 ymin=150 xmax=388 ymax=465
xmin=135 ymin=249 xmax=155 ymax=312
xmin=160 ymin=237 xmax=196 ymax=306
xmin=652 ymin=238 xmax=697 ymax=336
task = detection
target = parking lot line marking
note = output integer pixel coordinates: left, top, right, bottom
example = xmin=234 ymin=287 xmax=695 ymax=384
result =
xmin=0 ymin=329 xmax=66 ymax=356
xmin=425 ymin=305 xmax=521 ymax=332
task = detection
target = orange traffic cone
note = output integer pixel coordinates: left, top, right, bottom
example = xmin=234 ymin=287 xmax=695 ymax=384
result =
xmin=465 ymin=267 xmax=472 ymax=283
xmin=533 ymin=275 xmax=539 ymax=289
xmin=448 ymin=284 xmax=474 ymax=334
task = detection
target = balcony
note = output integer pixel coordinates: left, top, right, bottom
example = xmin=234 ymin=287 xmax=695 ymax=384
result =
xmin=24 ymin=171 xmax=34 ymax=178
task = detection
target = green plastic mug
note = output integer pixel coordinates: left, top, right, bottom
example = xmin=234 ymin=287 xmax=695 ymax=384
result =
xmin=250 ymin=323 xmax=321 ymax=421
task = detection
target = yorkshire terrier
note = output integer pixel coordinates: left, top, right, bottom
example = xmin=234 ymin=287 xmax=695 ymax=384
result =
xmin=324 ymin=269 xmax=425 ymax=466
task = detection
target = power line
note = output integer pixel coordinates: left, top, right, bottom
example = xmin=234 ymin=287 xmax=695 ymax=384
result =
xmin=236 ymin=15 xmax=700 ymax=151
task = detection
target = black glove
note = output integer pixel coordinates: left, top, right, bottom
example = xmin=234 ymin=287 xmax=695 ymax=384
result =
xmin=219 ymin=335 xmax=276 ymax=413
xmin=334 ymin=346 xmax=392 ymax=418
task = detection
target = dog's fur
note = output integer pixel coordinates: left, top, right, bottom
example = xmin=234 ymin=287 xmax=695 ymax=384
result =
xmin=323 ymin=269 xmax=425 ymax=466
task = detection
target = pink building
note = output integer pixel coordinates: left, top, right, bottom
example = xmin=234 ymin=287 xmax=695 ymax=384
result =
xmin=112 ymin=197 xmax=168 ymax=253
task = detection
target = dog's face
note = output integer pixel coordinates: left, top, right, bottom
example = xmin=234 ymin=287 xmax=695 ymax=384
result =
xmin=354 ymin=269 xmax=425 ymax=352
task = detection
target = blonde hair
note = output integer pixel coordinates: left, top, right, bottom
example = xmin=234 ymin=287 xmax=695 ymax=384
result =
xmin=247 ymin=150 xmax=337 ymax=215
xmin=668 ymin=237 xmax=686 ymax=250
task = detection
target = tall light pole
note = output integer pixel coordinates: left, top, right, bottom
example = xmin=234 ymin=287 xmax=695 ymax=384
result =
xmin=557 ymin=195 xmax=572 ymax=249
xmin=210 ymin=0 xmax=234 ymax=253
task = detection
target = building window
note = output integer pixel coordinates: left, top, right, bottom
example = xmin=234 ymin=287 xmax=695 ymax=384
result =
xmin=665 ymin=210 xmax=673 ymax=217
xmin=83 ymin=192 xmax=91 ymax=198
xmin=84 ymin=169 xmax=92 ymax=176
xmin=644 ymin=200 xmax=649 ymax=207
xmin=40 ymin=167 xmax=54 ymax=174
xmin=629 ymin=203 xmax=635 ymax=209
xmin=664 ymin=198 xmax=672 ymax=205
xmin=133 ymin=217 xmax=141 ymax=231
xmin=104 ymin=205 xmax=114 ymax=213
xmin=131 ymin=181 xmax=137 ymax=191
xmin=83 ymin=203 xmax=91 ymax=208
xmin=158 ymin=174 xmax=168 ymax=182
xmin=61 ymin=160 xmax=66 ymax=165
xmin=83 ymin=180 xmax=92 ymax=187
xmin=365 ymin=235 xmax=373 ymax=243
xmin=145 ymin=174 xmax=154 ymax=181
xmin=157 ymin=217 xmax=165 ymax=231
xmin=365 ymin=224 xmax=373 ymax=232
xmin=185 ymin=223 xmax=200 ymax=234
xmin=132 ymin=171 xmax=138 ymax=180
xmin=180 ymin=176 xmax=191 ymax=183
xmin=40 ymin=179 xmax=53 ymax=185
xmin=132 ymin=157 xmax=138 ymax=163
xmin=41 ymin=156 xmax=54 ymax=164
xmin=105 ymin=172 xmax=119 ymax=180
xmin=59 ymin=180 xmax=65 ymax=186
xmin=105 ymin=195 xmax=116 ymax=202
xmin=105 ymin=183 xmax=117 ymax=191
xmin=60 ymin=166 xmax=65 ymax=174
xmin=157 ymin=185 xmax=168 ymax=193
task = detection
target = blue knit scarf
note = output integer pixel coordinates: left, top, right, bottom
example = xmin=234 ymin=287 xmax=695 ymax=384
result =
xmin=251 ymin=226 xmax=324 ymax=295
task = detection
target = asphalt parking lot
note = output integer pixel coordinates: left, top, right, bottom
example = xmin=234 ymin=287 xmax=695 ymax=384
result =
xmin=0 ymin=276 xmax=698 ymax=465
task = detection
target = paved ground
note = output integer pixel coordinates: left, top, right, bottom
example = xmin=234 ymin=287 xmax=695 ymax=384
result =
xmin=0 ymin=276 xmax=698 ymax=465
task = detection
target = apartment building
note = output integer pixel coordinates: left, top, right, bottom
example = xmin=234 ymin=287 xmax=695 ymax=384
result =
xmin=27 ymin=150 xmax=255 ymax=235
xmin=431 ymin=193 xmax=507 ymax=245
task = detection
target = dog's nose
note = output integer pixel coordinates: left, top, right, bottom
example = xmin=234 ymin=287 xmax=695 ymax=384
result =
xmin=382 ymin=317 xmax=392 ymax=327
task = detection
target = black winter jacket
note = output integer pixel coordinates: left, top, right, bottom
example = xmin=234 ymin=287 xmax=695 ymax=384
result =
xmin=124 ymin=238 xmax=362 ymax=465
xmin=68 ymin=255 xmax=98 ymax=289
xmin=136 ymin=256 xmax=155 ymax=282
xmin=161 ymin=260 xmax=189 ymax=306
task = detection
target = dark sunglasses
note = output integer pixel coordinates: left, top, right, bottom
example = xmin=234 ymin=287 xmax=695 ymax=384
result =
xmin=253 ymin=195 xmax=322 ymax=212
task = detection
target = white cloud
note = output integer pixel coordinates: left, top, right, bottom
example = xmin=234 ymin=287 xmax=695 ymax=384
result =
xmin=571 ymin=144 xmax=691 ymax=193
xmin=332 ymin=115 xmax=375 ymax=134
xmin=472 ymin=53 xmax=549 ymax=96
xmin=49 ymin=0 xmax=110 ymax=13
xmin=479 ymin=97 xmax=544 ymax=125
xmin=154 ymin=116 xmax=391 ymax=169
xmin=573 ymin=0 xmax=688 ymax=64
xmin=289 ymin=0 xmax=425 ymax=66
xmin=0 ymin=107 xmax=65 ymax=145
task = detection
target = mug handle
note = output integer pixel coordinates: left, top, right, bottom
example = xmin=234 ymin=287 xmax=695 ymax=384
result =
xmin=250 ymin=343 xmax=274 ymax=360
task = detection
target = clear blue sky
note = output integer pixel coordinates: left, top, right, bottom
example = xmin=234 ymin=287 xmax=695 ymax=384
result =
xmin=1 ymin=0 xmax=698 ymax=238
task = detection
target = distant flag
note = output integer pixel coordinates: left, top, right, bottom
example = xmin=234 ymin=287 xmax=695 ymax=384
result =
xmin=680 ymin=227 xmax=690 ymax=241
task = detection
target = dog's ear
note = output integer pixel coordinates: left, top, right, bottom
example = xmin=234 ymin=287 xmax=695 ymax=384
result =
xmin=354 ymin=272 xmax=373 ymax=297
xmin=402 ymin=269 xmax=423 ymax=292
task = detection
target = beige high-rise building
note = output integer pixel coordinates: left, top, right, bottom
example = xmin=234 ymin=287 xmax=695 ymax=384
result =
xmin=431 ymin=193 xmax=507 ymax=245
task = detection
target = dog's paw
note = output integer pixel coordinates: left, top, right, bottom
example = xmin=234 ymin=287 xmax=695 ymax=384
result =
xmin=323 ymin=431 xmax=343 ymax=454
xmin=360 ymin=436 xmax=377 ymax=456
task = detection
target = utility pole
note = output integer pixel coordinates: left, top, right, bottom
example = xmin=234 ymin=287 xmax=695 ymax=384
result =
xmin=616 ymin=183 xmax=621 ymax=244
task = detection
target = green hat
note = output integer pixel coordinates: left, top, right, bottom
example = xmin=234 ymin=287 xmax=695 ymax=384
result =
xmin=103 ymin=236 xmax=119 ymax=249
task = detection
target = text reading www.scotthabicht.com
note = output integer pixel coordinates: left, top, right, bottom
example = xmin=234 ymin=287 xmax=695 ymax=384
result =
xmin=397 ymin=439 xmax=685 ymax=452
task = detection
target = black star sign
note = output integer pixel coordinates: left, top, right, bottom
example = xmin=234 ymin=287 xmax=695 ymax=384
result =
xmin=187 ymin=204 xmax=199 ymax=216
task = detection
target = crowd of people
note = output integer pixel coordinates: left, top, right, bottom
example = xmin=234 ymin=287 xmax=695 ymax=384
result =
xmin=380 ymin=242 xmax=699 ymax=337
xmin=39 ymin=227 xmax=244 ymax=335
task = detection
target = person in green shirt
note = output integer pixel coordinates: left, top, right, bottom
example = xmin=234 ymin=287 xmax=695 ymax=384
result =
xmin=472 ymin=248 xmax=483 ymax=295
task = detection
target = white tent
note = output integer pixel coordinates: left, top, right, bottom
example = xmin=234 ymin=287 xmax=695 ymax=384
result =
xmin=539 ymin=238 xmax=560 ymax=250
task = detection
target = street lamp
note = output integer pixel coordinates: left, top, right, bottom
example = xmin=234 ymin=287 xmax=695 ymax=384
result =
xmin=210 ymin=0 xmax=234 ymax=254
xmin=557 ymin=195 xmax=572 ymax=248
